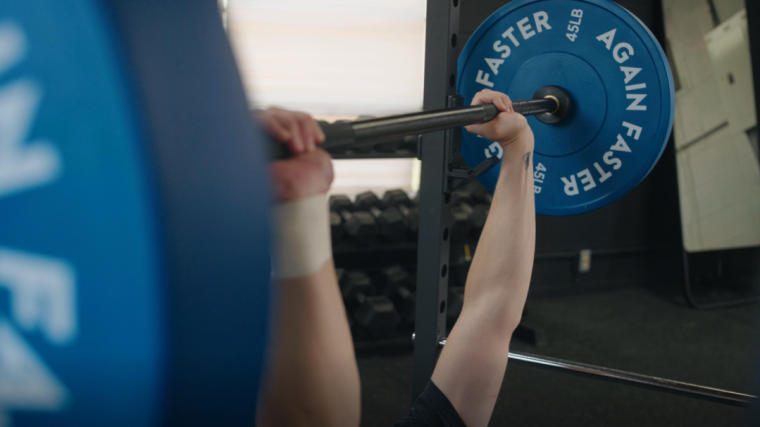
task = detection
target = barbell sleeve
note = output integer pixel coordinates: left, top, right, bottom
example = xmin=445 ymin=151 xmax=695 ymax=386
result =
xmin=269 ymin=97 xmax=558 ymax=160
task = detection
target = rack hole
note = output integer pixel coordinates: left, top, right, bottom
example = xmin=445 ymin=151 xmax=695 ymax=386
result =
xmin=439 ymin=300 xmax=446 ymax=313
xmin=445 ymin=193 xmax=451 ymax=204
xmin=453 ymin=0 xmax=459 ymax=7
xmin=451 ymin=33 xmax=457 ymax=48
xmin=441 ymin=264 xmax=448 ymax=278
xmin=443 ymin=228 xmax=449 ymax=241
xmin=449 ymin=73 xmax=456 ymax=88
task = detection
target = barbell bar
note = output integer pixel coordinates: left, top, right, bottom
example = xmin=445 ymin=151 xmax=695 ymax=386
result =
xmin=269 ymin=85 xmax=570 ymax=160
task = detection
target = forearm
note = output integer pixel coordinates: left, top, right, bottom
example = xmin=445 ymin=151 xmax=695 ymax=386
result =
xmin=258 ymin=190 xmax=360 ymax=427
xmin=462 ymin=131 xmax=536 ymax=334
xmin=425 ymin=91 xmax=536 ymax=427
xmin=431 ymin=131 xmax=535 ymax=427
xmin=257 ymin=260 xmax=361 ymax=427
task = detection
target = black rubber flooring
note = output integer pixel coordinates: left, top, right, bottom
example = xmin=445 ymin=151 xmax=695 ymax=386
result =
xmin=357 ymin=287 xmax=760 ymax=426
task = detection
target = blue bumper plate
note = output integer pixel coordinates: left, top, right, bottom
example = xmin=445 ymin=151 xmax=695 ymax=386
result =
xmin=0 ymin=2 xmax=165 ymax=425
xmin=457 ymin=0 xmax=674 ymax=215
xmin=0 ymin=1 xmax=272 ymax=425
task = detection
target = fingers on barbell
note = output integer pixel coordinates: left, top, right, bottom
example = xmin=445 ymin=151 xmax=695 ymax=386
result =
xmin=262 ymin=107 xmax=305 ymax=154
xmin=261 ymin=110 xmax=292 ymax=142
xmin=310 ymin=114 xmax=326 ymax=144
xmin=280 ymin=111 xmax=307 ymax=154
xmin=297 ymin=111 xmax=323 ymax=151
xmin=288 ymin=110 xmax=324 ymax=152
xmin=471 ymin=89 xmax=513 ymax=113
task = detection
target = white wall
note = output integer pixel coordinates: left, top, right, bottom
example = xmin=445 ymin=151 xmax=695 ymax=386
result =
xmin=227 ymin=0 xmax=426 ymax=117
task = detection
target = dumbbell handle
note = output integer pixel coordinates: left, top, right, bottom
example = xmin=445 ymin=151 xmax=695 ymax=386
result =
xmin=269 ymin=97 xmax=557 ymax=160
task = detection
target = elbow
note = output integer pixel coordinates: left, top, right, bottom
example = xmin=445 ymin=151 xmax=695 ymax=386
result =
xmin=312 ymin=362 xmax=362 ymax=427
xmin=460 ymin=290 xmax=525 ymax=338
xmin=335 ymin=369 xmax=362 ymax=427
xmin=256 ymin=365 xmax=361 ymax=427
xmin=258 ymin=395 xmax=360 ymax=427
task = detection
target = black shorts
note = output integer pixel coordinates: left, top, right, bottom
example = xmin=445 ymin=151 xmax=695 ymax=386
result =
xmin=393 ymin=380 xmax=466 ymax=427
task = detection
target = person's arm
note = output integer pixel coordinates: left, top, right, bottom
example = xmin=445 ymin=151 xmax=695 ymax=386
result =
xmin=256 ymin=108 xmax=361 ymax=427
xmin=431 ymin=90 xmax=536 ymax=427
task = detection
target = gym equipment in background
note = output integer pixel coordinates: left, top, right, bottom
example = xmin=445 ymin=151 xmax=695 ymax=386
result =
xmin=410 ymin=0 xmax=747 ymax=409
xmin=273 ymin=0 xmax=674 ymax=217
xmin=458 ymin=0 xmax=674 ymax=215
xmin=0 ymin=1 xmax=749 ymax=426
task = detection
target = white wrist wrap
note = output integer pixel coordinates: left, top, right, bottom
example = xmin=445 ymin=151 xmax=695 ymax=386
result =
xmin=272 ymin=193 xmax=332 ymax=279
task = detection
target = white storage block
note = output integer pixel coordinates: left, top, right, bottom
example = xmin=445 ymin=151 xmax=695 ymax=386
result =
xmin=676 ymin=77 xmax=728 ymax=143
xmin=705 ymin=9 xmax=756 ymax=134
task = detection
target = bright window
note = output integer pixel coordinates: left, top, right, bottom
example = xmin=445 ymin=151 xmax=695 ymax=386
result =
xmin=226 ymin=0 xmax=426 ymax=198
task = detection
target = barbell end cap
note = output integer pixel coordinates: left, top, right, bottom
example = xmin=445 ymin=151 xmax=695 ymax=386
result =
xmin=533 ymin=86 xmax=571 ymax=125
xmin=543 ymin=95 xmax=561 ymax=115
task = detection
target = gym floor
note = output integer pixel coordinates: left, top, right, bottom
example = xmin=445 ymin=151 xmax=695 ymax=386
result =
xmin=357 ymin=286 xmax=760 ymax=427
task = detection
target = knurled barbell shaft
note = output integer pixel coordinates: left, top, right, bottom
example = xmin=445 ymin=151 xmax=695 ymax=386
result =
xmin=352 ymin=97 xmax=557 ymax=144
xmin=270 ymin=97 xmax=558 ymax=159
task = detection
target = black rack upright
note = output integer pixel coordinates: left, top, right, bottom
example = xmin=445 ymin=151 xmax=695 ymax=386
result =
xmin=412 ymin=0 xmax=461 ymax=400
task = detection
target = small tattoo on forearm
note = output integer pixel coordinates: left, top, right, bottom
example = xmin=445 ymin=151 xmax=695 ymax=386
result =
xmin=523 ymin=152 xmax=531 ymax=170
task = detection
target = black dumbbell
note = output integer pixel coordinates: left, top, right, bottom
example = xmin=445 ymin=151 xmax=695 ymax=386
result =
xmin=463 ymin=179 xmax=493 ymax=205
xmin=382 ymin=189 xmax=413 ymax=209
xmin=330 ymin=211 xmax=345 ymax=244
xmin=342 ymin=210 xmax=377 ymax=246
xmin=340 ymin=270 xmax=401 ymax=338
xmin=450 ymin=203 xmax=473 ymax=242
xmin=354 ymin=191 xmax=383 ymax=211
xmin=354 ymin=295 xmax=401 ymax=338
xmin=339 ymin=270 xmax=374 ymax=311
xmin=391 ymin=286 xmax=415 ymax=325
xmin=370 ymin=207 xmax=407 ymax=242
xmin=399 ymin=205 xmax=419 ymax=240
xmin=398 ymin=135 xmax=419 ymax=153
xmin=378 ymin=264 xmax=415 ymax=295
xmin=450 ymin=188 xmax=474 ymax=207
xmin=330 ymin=194 xmax=354 ymax=212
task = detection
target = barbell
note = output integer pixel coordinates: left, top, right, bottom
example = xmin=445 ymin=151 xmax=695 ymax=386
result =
xmin=270 ymin=85 xmax=570 ymax=160
xmin=0 ymin=0 xmax=749 ymax=426
xmin=273 ymin=0 xmax=674 ymax=216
